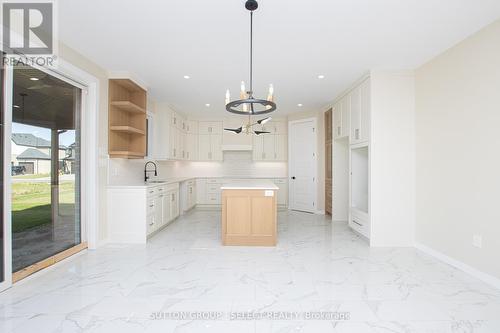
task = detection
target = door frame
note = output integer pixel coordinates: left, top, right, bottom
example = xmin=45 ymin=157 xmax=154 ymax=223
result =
xmin=288 ymin=117 xmax=318 ymax=213
xmin=1 ymin=58 xmax=99 ymax=290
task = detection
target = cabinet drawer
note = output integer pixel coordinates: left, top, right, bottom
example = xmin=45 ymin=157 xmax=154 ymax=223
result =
xmin=207 ymin=193 xmax=220 ymax=204
xmin=207 ymin=184 xmax=221 ymax=193
xmin=350 ymin=212 xmax=370 ymax=238
xmin=147 ymin=198 xmax=156 ymax=214
xmin=206 ymin=178 xmax=222 ymax=184
xmin=273 ymin=179 xmax=286 ymax=184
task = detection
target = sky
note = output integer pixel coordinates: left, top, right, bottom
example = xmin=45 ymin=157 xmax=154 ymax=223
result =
xmin=12 ymin=122 xmax=76 ymax=147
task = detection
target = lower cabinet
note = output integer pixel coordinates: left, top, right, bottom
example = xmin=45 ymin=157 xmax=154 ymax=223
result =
xmin=196 ymin=178 xmax=288 ymax=208
xmin=108 ymin=182 xmax=180 ymax=243
xmin=181 ymin=179 xmax=197 ymax=213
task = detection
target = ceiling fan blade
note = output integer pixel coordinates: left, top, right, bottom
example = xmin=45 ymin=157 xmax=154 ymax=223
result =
xmin=254 ymin=130 xmax=271 ymax=135
xmin=224 ymin=127 xmax=243 ymax=134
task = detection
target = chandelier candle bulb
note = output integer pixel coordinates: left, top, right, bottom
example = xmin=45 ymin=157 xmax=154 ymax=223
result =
xmin=225 ymin=89 xmax=231 ymax=105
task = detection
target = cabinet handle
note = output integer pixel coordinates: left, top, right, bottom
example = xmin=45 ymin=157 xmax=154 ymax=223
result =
xmin=171 ymin=194 xmax=175 ymax=202
xmin=149 ymin=204 xmax=154 ymax=208
xmin=337 ymin=126 xmax=341 ymax=136
xmin=173 ymin=148 xmax=176 ymax=157
xmin=209 ymin=127 xmax=212 ymax=133
xmin=352 ymin=219 xmax=363 ymax=227
xmin=355 ymin=129 xmax=360 ymax=140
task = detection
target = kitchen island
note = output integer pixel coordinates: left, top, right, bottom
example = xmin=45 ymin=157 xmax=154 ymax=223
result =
xmin=221 ymin=180 xmax=279 ymax=246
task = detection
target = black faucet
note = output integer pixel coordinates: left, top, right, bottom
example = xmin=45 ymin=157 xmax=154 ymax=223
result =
xmin=144 ymin=161 xmax=157 ymax=182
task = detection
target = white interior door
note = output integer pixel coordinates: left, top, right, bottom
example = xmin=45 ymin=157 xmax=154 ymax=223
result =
xmin=288 ymin=119 xmax=317 ymax=213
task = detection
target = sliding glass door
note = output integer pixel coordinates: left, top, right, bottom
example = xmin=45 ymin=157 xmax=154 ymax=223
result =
xmin=0 ymin=63 xmax=5 ymax=289
xmin=10 ymin=66 xmax=83 ymax=280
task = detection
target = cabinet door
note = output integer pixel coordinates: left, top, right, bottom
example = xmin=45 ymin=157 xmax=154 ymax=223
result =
xmin=154 ymin=196 xmax=163 ymax=231
xmin=171 ymin=112 xmax=178 ymax=128
xmin=333 ymin=102 xmax=342 ymax=139
xmin=263 ymin=135 xmax=276 ymax=160
xmin=186 ymin=133 xmax=198 ymax=160
xmin=360 ymin=79 xmax=370 ymax=143
xmin=273 ymin=121 xmax=287 ymax=134
xmin=211 ymin=134 xmax=223 ymax=161
xmin=169 ymin=126 xmax=178 ymax=159
xmin=161 ymin=194 xmax=170 ymax=225
xmin=350 ymin=86 xmax=361 ymax=144
xmin=170 ymin=191 xmax=179 ymax=220
xmin=275 ymin=134 xmax=287 ymax=161
xmin=252 ymin=135 xmax=264 ymax=161
xmin=341 ymin=96 xmax=350 ymax=138
xmin=198 ymin=134 xmax=211 ymax=160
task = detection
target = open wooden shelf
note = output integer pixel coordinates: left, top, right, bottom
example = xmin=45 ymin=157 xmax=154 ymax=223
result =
xmin=108 ymin=79 xmax=147 ymax=158
xmin=109 ymin=150 xmax=145 ymax=159
xmin=110 ymin=125 xmax=145 ymax=135
xmin=110 ymin=101 xmax=146 ymax=114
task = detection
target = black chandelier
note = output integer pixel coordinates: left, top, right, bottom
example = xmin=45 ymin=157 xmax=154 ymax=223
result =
xmin=225 ymin=0 xmax=276 ymax=115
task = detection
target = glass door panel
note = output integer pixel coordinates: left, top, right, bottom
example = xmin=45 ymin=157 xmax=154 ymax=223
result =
xmin=11 ymin=66 xmax=82 ymax=276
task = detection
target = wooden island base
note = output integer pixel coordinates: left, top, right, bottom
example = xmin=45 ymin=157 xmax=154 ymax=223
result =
xmin=221 ymin=181 xmax=278 ymax=246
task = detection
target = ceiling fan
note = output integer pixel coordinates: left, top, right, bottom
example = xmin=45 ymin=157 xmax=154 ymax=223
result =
xmin=224 ymin=117 xmax=272 ymax=135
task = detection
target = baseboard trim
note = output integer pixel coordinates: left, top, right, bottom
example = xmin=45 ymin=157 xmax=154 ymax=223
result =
xmin=415 ymin=242 xmax=500 ymax=290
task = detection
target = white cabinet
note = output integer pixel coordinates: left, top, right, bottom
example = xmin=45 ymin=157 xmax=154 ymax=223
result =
xmin=253 ymin=134 xmax=287 ymax=161
xmin=185 ymin=133 xmax=198 ymax=160
xmin=273 ymin=178 xmax=288 ymax=206
xmin=181 ymin=179 xmax=196 ymax=213
xmin=333 ymin=95 xmax=351 ymax=139
xmin=108 ymin=182 xmax=180 ymax=243
xmin=350 ymin=78 xmax=370 ymax=145
xmin=275 ymin=134 xmax=287 ymax=161
xmin=199 ymin=121 xmax=223 ymax=135
xmin=198 ymin=133 xmax=223 ymax=161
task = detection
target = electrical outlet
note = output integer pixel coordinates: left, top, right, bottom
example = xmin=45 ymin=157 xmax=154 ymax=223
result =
xmin=473 ymin=234 xmax=482 ymax=249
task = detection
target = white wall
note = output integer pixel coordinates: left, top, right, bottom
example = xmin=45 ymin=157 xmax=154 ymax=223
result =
xmin=415 ymin=20 xmax=500 ymax=279
xmin=370 ymin=71 xmax=416 ymax=247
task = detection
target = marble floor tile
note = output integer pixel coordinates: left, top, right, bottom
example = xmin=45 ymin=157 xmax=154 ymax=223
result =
xmin=0 ymin=209 xmax=499 ymax=333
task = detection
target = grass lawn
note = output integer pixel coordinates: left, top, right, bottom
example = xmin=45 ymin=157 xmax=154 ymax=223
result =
xmin=13 ymin=173 xmax=50 ymax=179
xmin=12 ymin=181 xmax=76 ymax=233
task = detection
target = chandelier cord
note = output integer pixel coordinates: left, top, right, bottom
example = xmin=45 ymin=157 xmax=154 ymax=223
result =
xmin=249 ymin=11 xmax=253 ymax=97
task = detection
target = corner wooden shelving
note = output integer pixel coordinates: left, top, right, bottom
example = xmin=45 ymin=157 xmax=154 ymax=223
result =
xmin=108 ymin=79 xmax=147 ymax=159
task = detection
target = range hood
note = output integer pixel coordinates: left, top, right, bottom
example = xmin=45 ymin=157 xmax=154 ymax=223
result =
xmin=221 ymin=145 xmax=253 ymax=151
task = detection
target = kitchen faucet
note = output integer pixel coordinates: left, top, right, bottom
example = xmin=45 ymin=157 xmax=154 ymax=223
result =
xmin=144 ymin=161 xmax=157 ymax=182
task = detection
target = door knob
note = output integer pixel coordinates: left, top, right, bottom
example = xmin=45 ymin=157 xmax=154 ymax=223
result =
xmin=291 ymin=176 xmax=296 ymax=180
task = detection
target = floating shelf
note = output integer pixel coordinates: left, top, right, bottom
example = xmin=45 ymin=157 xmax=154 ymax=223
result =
xmin=110 ymin=125 xmax=145 ymax=135
xmin=109 ymin=150 xmax=144 ymax=159
xmin=110 ymin=101 xmax=146 ymax=114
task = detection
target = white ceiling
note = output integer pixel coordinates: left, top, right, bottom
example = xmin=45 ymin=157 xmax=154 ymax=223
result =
xmin=59 ymin=0 xmax=500 ymax=117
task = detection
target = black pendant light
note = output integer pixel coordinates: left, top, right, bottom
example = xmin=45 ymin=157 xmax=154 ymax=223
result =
xmin=224 ymin=116 xmax=272 ymax=135
xmin=225 ymin=0 xmax=276 ymax=115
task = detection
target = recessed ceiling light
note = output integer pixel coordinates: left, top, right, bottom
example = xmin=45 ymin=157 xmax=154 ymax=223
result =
xmin=205 ymin=103 xmax=210 ymax=107
xmin=297 ymin=103 xmax=303 ymax=107
xmin=183 ymin=75 xmax=190 ymax=79
xmin=317 ymin=75 xmax=325 ymax=79
xmin=13 ymin=105 xmax=20 ymax=108
xmin=30 ymin=77 xmax=39 ymax=81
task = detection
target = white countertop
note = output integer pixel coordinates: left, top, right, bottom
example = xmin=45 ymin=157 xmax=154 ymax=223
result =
xmin=107 ymin=177 xmax=195 ymax=189
xmin=220 ymin=180 xmax=279 ymax=190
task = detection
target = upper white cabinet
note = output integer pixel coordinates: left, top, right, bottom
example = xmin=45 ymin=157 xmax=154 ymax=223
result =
xmin=252 ymin=120 xmax=287 ymax=161
xmin=350 ymin=78 xmax=370 ymax=145
xmin=333 ymin=96 xmax=350 ymax=139
xmin=198 ymin=121 xmax=223 ymax=161
xmin=199 ymin=121 xmax=223 ymax=135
